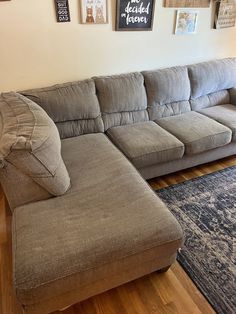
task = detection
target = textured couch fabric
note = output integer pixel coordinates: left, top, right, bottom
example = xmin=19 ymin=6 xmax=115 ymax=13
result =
xmin=107 ymin=121 xmax=184 ymax=168
xmin=143 ymin=66 xmax=191 ymax=119
xmin=21 ymin=80 xmax=104 ymax=139
xmin=229 ymin=87 xmax=236 ymax=105
xmin=198 ymin=104 xmax=236 ymax=142
xmin=13 ymin=134 xmax=183 ymax=305
xmin=190 ymin=90 xmax=230 ymax=111
xmin=156 ymin=111 xmax=232 ymax=155
xmin=0 ymin=92 xmax=70 ymax=209
xmin=94 ymin=72 xmax=149 ymax=130
xmin=188 ymin=58 xmax=236 ymax=99
xmin=0 ymin=57 xmax=235 ymax=313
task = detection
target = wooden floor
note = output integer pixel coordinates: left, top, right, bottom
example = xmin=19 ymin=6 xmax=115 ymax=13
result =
xmin=1 ymin=156 xmax=236 ymax=314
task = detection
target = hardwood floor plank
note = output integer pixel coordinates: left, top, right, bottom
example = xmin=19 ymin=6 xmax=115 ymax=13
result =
xmin=150 ymin=269 xmax=202 ymax=314
xmin=118 ymin=281 xmax=149 ymax=314
xmin=171 ymin=263 xmax=215 ymax=314
xmin=134 ymin=276 xmax=168 ymax=313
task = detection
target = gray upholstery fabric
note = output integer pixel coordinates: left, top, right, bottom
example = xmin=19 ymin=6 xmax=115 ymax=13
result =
xmin=24 ymin=250 xmax=178 ymax=314
xmin=0 ymin=161 xmax=51 ymax=210
xmin=0 ymin=92 xmax=70 ymax=208
xmin=94 ymin=73 xmax=148 ymax=130
xmin=198 ymin=104 xmax=236 ymax=142
xmin=102 ymin=110 xmax=149 ymax=131
xmin=188 ymin=58 xmax=236 ymax=99
xmin=107 ymin=122 xmax=184 ymax=168
xmin=190 ymin=90 xmax=230 ymax=110
xmin=230 ymin=87 xmax=236 ymax=105
xmin=143 ymin=66 xmax=191 ymax=119
xmin=21 ymin=80 xmax=104 ymax=138
xmin=141 ymin=142 xmax=236 ymax=180
xmin=13 ymin=133 xmax=183 ymax=304
xmin=156 ymin=111 xmax=232 ymax=155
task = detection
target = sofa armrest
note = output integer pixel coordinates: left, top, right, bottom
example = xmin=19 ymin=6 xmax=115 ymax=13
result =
xmin=229 ymin=87 xmax=236 ymax=105
xmin=0 ymin=92 xmax=71 ymax=211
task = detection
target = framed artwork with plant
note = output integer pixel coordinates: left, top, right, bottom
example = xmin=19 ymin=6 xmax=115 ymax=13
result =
xmin=80 ymin=0 xmax=108 ymax=24
xmin=175 ymin=9 xmax=198 ymax=35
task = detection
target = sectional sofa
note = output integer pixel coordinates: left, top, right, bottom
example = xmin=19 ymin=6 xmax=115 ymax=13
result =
xmin=0 ymin=57 xmax=235 ymax=314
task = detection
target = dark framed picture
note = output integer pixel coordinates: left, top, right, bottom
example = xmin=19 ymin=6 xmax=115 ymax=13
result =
xmin=55 ymin=0 xmax=70 ymax=23
xmin=116 ymin=0 xmax=155 ymax=31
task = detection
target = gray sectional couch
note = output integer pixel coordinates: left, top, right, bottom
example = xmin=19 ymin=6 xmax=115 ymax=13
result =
xmin=0 ymin=58 xmax=236 ymax=314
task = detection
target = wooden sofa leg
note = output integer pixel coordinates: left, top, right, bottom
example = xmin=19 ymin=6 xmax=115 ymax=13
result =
xmin=157 ymin=265 xmax=171 ymax=273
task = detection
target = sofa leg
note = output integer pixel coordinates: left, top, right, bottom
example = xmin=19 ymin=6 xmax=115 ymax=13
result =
xmin=157 ymin=265 xmax=171 ymax=273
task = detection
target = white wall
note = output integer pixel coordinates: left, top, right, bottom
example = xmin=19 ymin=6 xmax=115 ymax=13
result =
xmin=0 ymin=0 xmax=235 ymax=91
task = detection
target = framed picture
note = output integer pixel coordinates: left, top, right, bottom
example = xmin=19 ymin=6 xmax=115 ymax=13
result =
xmin=165 ymin=0 xmax=209 ymax=8
xmin=175 ymin=9 xmax=198 ymax=35
xmin=116 ymin=0 xmax=156 ymax=31
xmin=214 ymin=0 xmax=236 ymax=29
xmin=80 ymin=0 xmax=108 ymax=24
xmin=55 ymin=0 xmax=70 ymax=23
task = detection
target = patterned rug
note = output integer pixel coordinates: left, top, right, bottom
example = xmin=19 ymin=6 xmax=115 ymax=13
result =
xmin=155 ymin=166 xmax=236 ymax=314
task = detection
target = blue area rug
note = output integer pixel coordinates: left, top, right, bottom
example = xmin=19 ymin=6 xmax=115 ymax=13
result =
xmin=155 ymin=166 xmax=236 ymax=314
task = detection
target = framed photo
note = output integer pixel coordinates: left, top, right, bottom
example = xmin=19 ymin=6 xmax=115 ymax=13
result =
xmin=80 ymin=0 xmax=108 ymax=24
xmin=165 ymin=0 xmax=209 ymax=8
xmin=214 ymin=0 xmax=236 ymax=29
xmin=116 ymin=0 xmax=156 ymax=31
xmin=55 ymin=0 xmax=70 ymax=23
xmin=175 ymin=9 xmax=198 ymax=35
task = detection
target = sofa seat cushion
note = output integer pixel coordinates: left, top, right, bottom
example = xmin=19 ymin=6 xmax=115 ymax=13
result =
xmin=106 ymin=122 xmax=185 ymax=168
xmin=13 ymin=133 xmax=183 ymax=305
xmin=156 ymin=112 xmax=232 ymax=155
xmin=198 ymin=104 xmax=236 ymax=142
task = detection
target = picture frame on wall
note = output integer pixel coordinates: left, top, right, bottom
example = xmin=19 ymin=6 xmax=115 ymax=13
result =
xmin=214 ymin=0 xmax=236 ymax=29
xmin=116 ymin=0 xmax=156 ymax=31
xmin=165 ymin=0 xmax=209 ymax=8
xmin=80 ymin=0 xmax=108 ymax=24
xmin=175 ymin=9 xmax=198 ymax=35
xmin=55 ymin=0 xmax=71 ymax=23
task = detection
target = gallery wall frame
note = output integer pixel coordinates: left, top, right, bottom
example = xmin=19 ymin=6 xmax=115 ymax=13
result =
xmin=175 ymin=9 xmax=199 ymax=34
xmin=80 ymin=0 xmax=108 ymax=24
xmin=116 ymin=0 xmax=156 ymax=31
xmin=165 ymin=0 xmax=210 ymax=8
xmin=214 ymin=0 xmax=236 ymax=29
xmin=55 ymin=0 xmax=71 ymax=22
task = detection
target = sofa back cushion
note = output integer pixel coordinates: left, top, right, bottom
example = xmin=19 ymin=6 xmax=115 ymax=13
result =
xmin=94 ymin=73 xmax=148 ymax=130
xmin=188 ymin=58 xmax=236 ymax=110
xmin=143 ymin=66 xmax=191 ymax=120
xmin=190 ymin=90 xmax=231 ymax=111
xmin=0 ymin=92 xmax=70 ymax=210
xmin=21 ymin=80 xmax=104 ymax=139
